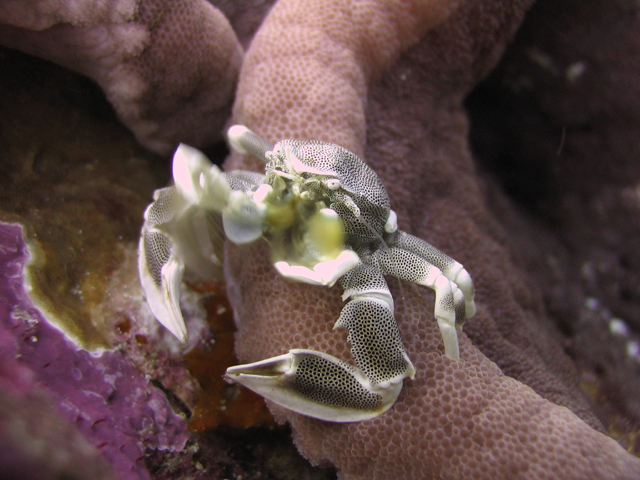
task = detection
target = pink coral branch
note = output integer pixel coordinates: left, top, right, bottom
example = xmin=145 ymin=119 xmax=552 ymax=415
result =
xmin=0 ymin=0 xmax=243 ymax=154
xmin=229 ymin=0 xmax=457 ymax=161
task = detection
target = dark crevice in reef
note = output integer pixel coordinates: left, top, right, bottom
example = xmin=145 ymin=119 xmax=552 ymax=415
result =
xmin=465 ymin=0 xmax=640 ymax=450
xmin=144 ymin=426 xmax=338 ymax=480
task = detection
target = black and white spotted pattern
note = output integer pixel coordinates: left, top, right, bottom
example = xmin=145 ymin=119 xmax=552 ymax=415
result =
xmin=294 ymin=355 xmax=382 ymax=410
xmin=139 ymin=127 xmax=477 ymax=422
xmin=336 ymin=299 xmax=409 ymax=385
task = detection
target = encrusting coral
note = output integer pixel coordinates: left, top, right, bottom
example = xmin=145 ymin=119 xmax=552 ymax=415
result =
xmin=224 ymin=0 xmax=640 ymax=478
xmin=0 ymin=0 xmax=243 ymax=154
xmin=0 ymin=223 xmax=190 ymax=480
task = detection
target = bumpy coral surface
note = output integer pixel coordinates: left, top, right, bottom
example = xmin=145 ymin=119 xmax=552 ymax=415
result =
xmin=0 ymin=0 xmax=243 ymax=154
xmin=232 ymin=0 xmax=455 ymax=157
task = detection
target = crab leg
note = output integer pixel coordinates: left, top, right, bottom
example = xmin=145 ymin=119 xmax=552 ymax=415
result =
xmin=391 ymin=231 xmax=476 ymax=320
xmin=338 ymin=258 xmax=416 ymax=385
xmin=376 ymin=245 xmax=466 ymax=361
xmin=139 ymin=187 xmax=220 ymax=342
xmin=226 ymin=259 xmax=416 ymax=422
xmin=139 ymin=144 xmax=267 ymax=342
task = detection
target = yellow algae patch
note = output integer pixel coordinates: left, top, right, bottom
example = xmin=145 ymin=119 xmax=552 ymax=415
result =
xmin=0 ymin=48 xmax=166 ymax=350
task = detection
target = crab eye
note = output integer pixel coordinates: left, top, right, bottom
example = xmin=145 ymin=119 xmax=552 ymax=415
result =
xmin=326 ymin=178 xmax=341 ymax=190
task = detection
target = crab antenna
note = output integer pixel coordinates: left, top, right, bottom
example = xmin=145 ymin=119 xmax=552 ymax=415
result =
xmin=228 ymin=125 xmax=274 ymax=163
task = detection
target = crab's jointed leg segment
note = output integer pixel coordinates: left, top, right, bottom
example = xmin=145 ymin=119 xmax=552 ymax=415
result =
xmin=227 ymin=258 xmax=416 ymax=422
xmin=375 ymin=246 xmax=461 ymax=360
xmin=338 ymin=258 xmax=416 ymax=383
xmin=140 ymin=125 xmax=477 ymax=422
xmin=393 ymin=231 xmax=476 ymax=320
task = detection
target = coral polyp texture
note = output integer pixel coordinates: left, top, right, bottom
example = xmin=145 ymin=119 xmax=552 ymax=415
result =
xmin=0 ymin=0 xmax=243 ymax=154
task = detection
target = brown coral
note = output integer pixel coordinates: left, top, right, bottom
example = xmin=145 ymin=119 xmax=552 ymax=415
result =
xmin=224 ymin=0 xmax=640 ymax=478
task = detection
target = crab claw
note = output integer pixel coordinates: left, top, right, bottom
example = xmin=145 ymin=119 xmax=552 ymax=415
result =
xmin=228 ymin=125 xmax=274 ymax=163
xmin=225 ymin=349 xmax=404 ymax=422
xmin=138 ymin=227 xmax=188 ymax=343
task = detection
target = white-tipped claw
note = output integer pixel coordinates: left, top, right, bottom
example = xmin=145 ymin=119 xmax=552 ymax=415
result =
xmin=453 ymin=267 xmax=476 ymax=318
xmin=172 ymin=143 xmax=211 ymax=204
xmin=138 ymin=236 xmax=188 ymax=343
xmin=437 ymin=317 xmax=460 ymax=361
xmin=227 ymin=125 xmax=251 ymax=154
xmin=228 ymin=125 xmax=274 ymax=163
xmin=172 ymin=143 xmax=231 ymax=211
xmin=385 ymin=209 xmax=398 ymax=233
xmin=225 ymin=349 xmax=403 ymax=422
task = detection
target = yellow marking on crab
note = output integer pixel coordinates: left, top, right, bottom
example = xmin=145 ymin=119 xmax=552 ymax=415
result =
xmin=306 ymin=208 xmax=345 ymax=259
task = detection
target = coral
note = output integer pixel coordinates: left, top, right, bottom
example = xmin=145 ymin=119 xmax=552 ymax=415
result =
xmin=0 ymin=223 xmax=189 ymax=480
xmin=0 ymin=0 xmax=243 ymax=154
xmin=224 ymin=0 xmax=640 ymax=478
xmin=231 ymin=0 xmax=457 ymax=158
xmin=466 ymin=0 xmax=640 ymax=452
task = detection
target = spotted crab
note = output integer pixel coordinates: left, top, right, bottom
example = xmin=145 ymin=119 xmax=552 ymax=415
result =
xmin=138 ymin=126 xmax=476 ymax=422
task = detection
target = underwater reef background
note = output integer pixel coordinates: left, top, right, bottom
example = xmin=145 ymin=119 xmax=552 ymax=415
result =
xmin=1 ymin=0 xmax=639 ymax=478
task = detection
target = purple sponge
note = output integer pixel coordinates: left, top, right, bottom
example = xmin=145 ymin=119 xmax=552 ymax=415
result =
xmin=0 ymin=222 xmax=189 ymax=480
